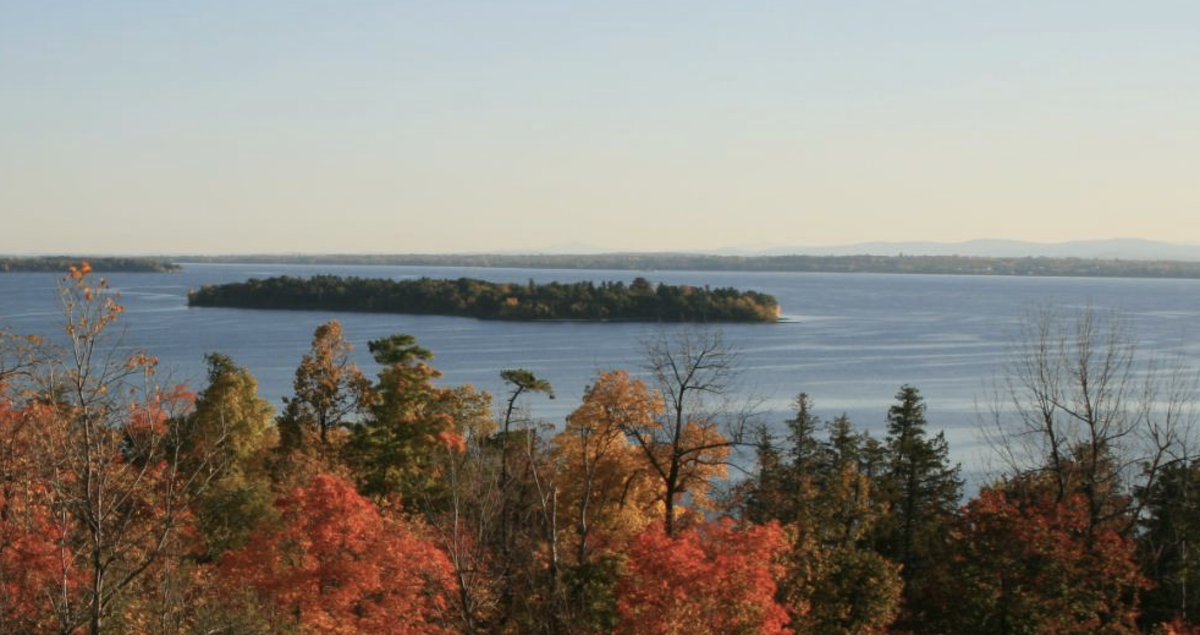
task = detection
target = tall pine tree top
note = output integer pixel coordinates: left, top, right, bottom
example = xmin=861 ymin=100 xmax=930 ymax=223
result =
xmin=880 ymin=386 xmax=962 ymax=576
xmin=786 ymin=393 xmax=823 ymax=473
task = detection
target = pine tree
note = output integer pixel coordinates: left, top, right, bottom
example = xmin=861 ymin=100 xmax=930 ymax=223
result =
xmin=744 ymin=424 xmax=787 ymax=524
xmin=876 ymin=385 xmax=962 ymax=629
xmin=1140 ymin=460 xmax=1200 ymax=627
xmin=348 ymin=334 xmax=490 ymax=503
xmin=877 ymin=386 xmax=961 ymax=573
xmin=825 ymin=414 xmax=861 ymax=471
xmin=787 ymin=393 xmax=824 ymax=476
xmin=743 ymin=394 xmax=825 ymax=526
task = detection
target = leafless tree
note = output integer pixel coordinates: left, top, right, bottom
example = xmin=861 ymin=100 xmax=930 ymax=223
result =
xmin=433 ymin=431 xmax=503 ymax=635
xmin=983 ymin=305 xmax=1199 ymax=540
xmin=429 ymin=370 xmax=561 ymax=635
xmin=625 ymin=327 xmax=757 ymax=535
xmin=0 ymin=328 xmax=51 ymax=383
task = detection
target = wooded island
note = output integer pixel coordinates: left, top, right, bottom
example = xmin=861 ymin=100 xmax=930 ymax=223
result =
xmin=187 ymin=275 xmax=781 ymax=322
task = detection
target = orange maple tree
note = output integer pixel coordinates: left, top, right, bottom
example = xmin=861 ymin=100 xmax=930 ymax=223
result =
xmin=615 ymin=519 xmax=793 ymax=635
xmin=220 ymin=474 xmax=458 ymax=635
xmin=554 ymin=370 xmax=663 ymax=561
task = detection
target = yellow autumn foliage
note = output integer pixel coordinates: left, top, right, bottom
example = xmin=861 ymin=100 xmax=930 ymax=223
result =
xmin=552 ymin=371 xmax=664 ymax=559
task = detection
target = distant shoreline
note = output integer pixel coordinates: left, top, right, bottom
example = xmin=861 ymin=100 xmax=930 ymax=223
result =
xmin=8 ymin=253 xmax=1200 ymax=280
xmin=169 ymin=253 xmax=1200 ymax=280
xmin=0 ymin=256 xmax=180 ymax=273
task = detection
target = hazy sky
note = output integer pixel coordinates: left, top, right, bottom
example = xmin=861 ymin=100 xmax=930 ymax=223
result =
xmin=2 ymin=1 xmax=1199 ymax=254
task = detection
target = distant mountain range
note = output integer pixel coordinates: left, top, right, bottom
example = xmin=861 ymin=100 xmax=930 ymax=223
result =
xmin=713 ymin=239 xmax=1200 ymax=261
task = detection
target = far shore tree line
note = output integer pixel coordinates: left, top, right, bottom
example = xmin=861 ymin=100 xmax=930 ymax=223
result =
xmin=177 ymin=252 xmax=1200 ymax=280
xmin=0 ymin=256 xmax=180 ymax=273
xmin=2 ymin=263 xmax=1200 ymax=635
xmin=11 ymin=251 xmax=1200 ymax=280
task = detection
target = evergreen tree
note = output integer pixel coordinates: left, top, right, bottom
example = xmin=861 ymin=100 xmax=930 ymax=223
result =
xmin=876 ymin=385 xmax=962 ymax=629
xmin=743 ymin=393 xmax=824 ymax=525
xmin=877 ymin=385 xmax=961 ymax=573
xmin=1140 ymin=460 xmax=1200 ymax=627
xmin=787 ymin=393 xmax=824 ymax=473
xmin=744 ymin=424 xmax=787 ymax=524
xmin=819 ymin=415 xmax=878 ymax=549
xmin=781 ymin=411 xmax=904 ymax=635
xmin=825 ymin=414 xmax=862 ymax=471
xmin=348 ymin=334 xmax=491 ymax=503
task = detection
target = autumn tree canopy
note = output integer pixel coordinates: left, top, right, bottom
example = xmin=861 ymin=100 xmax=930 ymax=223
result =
xmin=616 ymin=519 xmax=793 ymax=635
xmin=932 ymin=480 xmax=1147 ymax=635
xmin=221 ymin=474 xmax=458 ymax=635
xmin=554 ymin=370 xmax=663 ymax=561
xmin=278 ymin=320 xmax=372 ymax=451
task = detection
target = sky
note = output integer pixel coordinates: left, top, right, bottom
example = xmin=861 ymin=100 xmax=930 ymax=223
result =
xmin=1 ymin=1 xmax=1199 ymax=254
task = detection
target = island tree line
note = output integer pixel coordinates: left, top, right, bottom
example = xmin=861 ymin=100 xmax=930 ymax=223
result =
xmin=187 ymin=274 xmax=781 ymax=323
xmin=2 ymin=264 xmax=1199 ymax=635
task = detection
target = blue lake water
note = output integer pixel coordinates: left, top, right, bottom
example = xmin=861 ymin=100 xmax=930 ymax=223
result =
xmin=2 ymin=263 xmax=1199 ymax=474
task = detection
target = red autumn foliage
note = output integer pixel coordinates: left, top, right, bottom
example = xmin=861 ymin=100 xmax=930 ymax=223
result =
xmin=616 ymin=518 xmax=793 ymax=635
xmin=933 ymin=484 xmax=1147 ymax=635
xmin=1156 ymin=618 xmax=1200 ymax=635
xmin=0 ymin=394 xmax=74 ymax=633
xmin=220 ymin=474 xmax=458 ymax=635
xmin=436 ymin=430 xmax=468 ymax=454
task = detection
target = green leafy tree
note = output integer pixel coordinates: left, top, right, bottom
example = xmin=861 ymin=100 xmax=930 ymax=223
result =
xmin=184 ymin=353 xmax=277 ymax=558
xmin=794 ymin=416 xmax=901 ymax=635
xmin=797 ymin=438 xmax=901 ymax=635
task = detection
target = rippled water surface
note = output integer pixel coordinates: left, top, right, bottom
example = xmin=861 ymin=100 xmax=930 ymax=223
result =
xmin=3 ymin=263 xmax=1199 ymax=472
